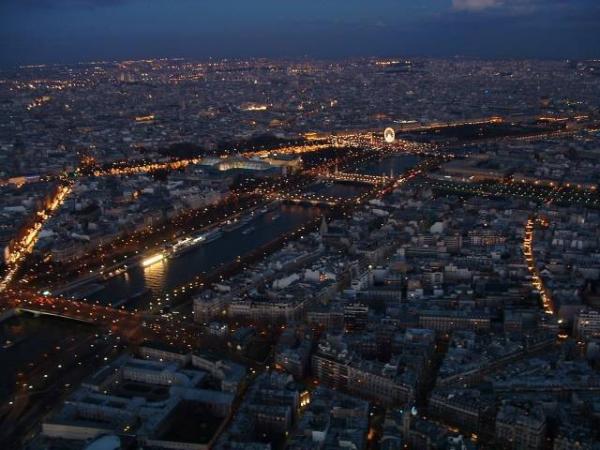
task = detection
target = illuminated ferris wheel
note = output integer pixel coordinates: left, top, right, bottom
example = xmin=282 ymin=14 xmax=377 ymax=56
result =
xmin=384 ymin=127 xmax=396 ymax=143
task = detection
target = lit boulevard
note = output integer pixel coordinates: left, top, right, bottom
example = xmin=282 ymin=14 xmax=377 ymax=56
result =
xmin=523 ymin=217 xmax=554 ymax=315
xmin=0 ymin=183 xmax=72 ymax=293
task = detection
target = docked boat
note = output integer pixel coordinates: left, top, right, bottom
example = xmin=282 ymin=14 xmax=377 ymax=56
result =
xmin=223 ymin=218 xmax=245 ymax=232
xmin=170 ymin=236 xmax=202 ymax=258
xmin=224 ymin=214 xmax=252 ymax=230
xmin=199 ymin=228 xmax=223 ymax=244
xmin=102 ymin=265 xmax=128 ymax=280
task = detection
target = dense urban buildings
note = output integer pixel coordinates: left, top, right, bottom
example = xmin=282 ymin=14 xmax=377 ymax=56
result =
xmin=1 ymin=42 xmax=600 ymax=450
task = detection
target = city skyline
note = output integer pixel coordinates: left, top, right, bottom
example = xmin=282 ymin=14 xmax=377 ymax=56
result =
xmin=2 ymin=2 xmax=600 ymax=449
xmin=1 ymin=0 xmax=600 ymax=66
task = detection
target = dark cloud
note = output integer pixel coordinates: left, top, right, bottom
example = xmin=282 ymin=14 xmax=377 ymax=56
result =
xmin=453 ymin=0 xmax=502 ymax=11
xmin=451 ymin=0 xmax=599 ymax=15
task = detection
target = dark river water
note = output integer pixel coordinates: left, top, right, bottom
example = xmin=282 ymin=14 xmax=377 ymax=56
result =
xmin=87 ymin=204 xmax=324 ymax=308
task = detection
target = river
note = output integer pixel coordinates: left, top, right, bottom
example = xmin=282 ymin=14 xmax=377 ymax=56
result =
xmin=82 ymin=155 xmax=419 ymax=309
xmin=87 ymin=204 xmax=324 ymax=308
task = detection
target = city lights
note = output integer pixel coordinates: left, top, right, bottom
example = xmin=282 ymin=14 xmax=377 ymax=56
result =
xmin=1 ymin=47 xmax=600 ymax=450
xmin=141 ymin=253 xmax=165 ymax=268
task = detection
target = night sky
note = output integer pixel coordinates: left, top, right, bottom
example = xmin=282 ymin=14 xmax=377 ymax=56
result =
xmin=1 ymin=0 xmax=599 ymax=66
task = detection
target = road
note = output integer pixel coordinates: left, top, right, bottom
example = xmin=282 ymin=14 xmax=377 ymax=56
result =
xmin=523 ymin=217 xmax=554 ymax=315
xmin=0 ymin=183 xmax=73 ymax=294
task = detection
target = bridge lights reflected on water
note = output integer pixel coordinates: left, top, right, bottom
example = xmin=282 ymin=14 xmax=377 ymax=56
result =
xmin=142 ymin=258 xmax=167 ymax=290
xmin=141 ymin=253 xmax=166 ymax=268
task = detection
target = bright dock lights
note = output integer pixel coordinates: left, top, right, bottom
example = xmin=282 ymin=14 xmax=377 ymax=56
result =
xmin=142 ymin=253 xmax=165 ymax=267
